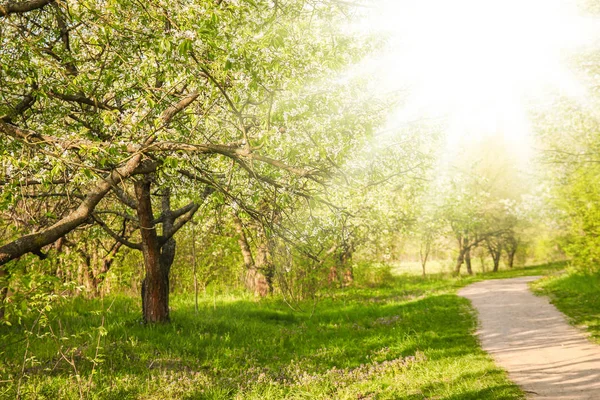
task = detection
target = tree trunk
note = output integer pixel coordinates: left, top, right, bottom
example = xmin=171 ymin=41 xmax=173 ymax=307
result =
xmin=487 ymin=240 xmax=502 ymax=273
xmin=492 ymin=255 xmax=501 ymax=272
xmin=454 ymin=249 xmax=465 ymax=276
xmin=232 ymin=215 xmax=269 ymax=297
xmin=465 ymin=246 xmax=473 ymax=275
xmin=328 ymin=264 xmax=339 ymax=286
xmin=159 ymin=188 xmax=176 ymax=298
xmin=192 ymin=222 xmax=199 ymax=314
xmin=454 ymin=237 xmax=467 ymax=276
xmin=254 ymin=240 xmax=273 ymax=295
xmin=341 ymin=248 xmax=353 ymax=286
xmin=507 ymin=249 xmax=516 ymax=269
xmin=505 ymin=237 xmax=518 ymax=269
xmin=420 ymin=241 xmax=430 ymax=277
xmin=136 ymin=178 xmax=169 ymax=323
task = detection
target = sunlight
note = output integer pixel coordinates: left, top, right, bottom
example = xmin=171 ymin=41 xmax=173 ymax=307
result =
xmin=358 ymin=0 xmax=600 ymax=159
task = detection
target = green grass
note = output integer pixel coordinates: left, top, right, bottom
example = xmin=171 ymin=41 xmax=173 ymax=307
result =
xmin=0 ymin=263 xmax=565 ymax=399
xmin=532 ymin=267 xmax=600 ymax=344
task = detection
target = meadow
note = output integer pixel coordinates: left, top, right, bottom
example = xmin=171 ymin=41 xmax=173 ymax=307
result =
xmin=0 ymin=262 xmax=570 ymax=400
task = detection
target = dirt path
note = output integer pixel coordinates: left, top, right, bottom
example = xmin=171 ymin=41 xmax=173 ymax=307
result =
xmin=458 ymin=276 xmax=600 ymax=399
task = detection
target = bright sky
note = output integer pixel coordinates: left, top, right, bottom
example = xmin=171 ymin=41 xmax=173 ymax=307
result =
xmin=353 ymin=0 xmax=600 ymax=163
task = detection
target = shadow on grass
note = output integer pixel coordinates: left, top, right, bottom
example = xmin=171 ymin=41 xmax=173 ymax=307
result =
xmin=0 ymin=262 xmax=567 ymax=398
xmin=1 ymin=291 xmax=498 ymax=395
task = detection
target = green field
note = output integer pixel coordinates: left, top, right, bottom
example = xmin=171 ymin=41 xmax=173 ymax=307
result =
xmin=0 ymin=262 xmax=568 ymax=400
xmin=532 ymin=267 xmax=600 ymax=344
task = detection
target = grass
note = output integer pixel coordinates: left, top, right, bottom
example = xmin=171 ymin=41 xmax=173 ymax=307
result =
xmin=0 ymin=262 xmax=566 ymax=399
xmin=532 ymin=266 xmax=600 ymax=344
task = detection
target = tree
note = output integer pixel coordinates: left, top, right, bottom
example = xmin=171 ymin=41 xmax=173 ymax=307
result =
xmin=0 ymin=0 xmax=376 ymax=321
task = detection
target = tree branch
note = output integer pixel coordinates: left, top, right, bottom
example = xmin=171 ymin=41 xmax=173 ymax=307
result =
xmin=91 ymin=214 xmax=142 ymax=250
xmin=1 ymin=88 xmax=37 ymax=123
xmin=161 ymin=91 xmax=199 ymax=124
xmin=50 ymin=91 xmax=120 ymax=111
xmin=0 ymin=153 xmax=143 ymax=266
xmin=110 ymin=185 xmax=138 ymax=209
xmin=0 ymin=0 xmax=54 ymax=17
xmin=153 ymin=202 xmax=196 ymax=225
xmin=159 ymin=203 xmax=199 ymax=245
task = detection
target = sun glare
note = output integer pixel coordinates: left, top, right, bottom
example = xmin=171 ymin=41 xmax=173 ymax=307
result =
xmin=358 ymin=0 xmax=600 ymax=161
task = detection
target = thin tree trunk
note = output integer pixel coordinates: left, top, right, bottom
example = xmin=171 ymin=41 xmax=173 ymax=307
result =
xmin=341 ymin=248 xmax=354 ymax=286
xmin=420 ymin=241 xmax=430 ymax=277
xmin=159 ymin=189 xmax=176 ymax=299
xmin=465 ymin=247 xmax=473 ymax=275
xmin=328 ymin=264 xmax=339 ymax=286
xmin=93 ymin=241 xmax=122 ymax=296
xmin=454 ymin=249 xmax=465 ymax=276
xmin=492 ymin=250 xmax=501 ymax=272
xmin=489 ymin=242 xmax=502 ymax=273
xmin=192 ymin=223 xmax=198 ymax=314
xmin=506 ymin=239 xmax=518 ymax=269
xmin=254 ymin=240 xmax=272 ymax=295
xmin=0 ymin=268 xmax=8 ymax=320
xmin=454 ymin=236 xmax=467 ymax=276
xmin=508 ymin=249 xmax=516 ymax=269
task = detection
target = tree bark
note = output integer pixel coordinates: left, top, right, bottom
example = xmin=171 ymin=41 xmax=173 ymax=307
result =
xmin=158 ymin=188 xmax=176 ymax=295
xmin=136 ymin=177 xmax=169 ymax=323
xmin=254 ymin=239 xmax=273 ymax=294
xmin=0 ymin=0 xmax=55 ymax=17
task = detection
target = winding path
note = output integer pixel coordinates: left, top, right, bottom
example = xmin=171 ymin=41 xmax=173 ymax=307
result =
xmin=458 ymin=276 xmax=600 ymax=399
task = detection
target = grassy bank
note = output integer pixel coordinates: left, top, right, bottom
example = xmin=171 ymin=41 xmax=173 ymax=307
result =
xmin=0 ymin=263 xmax=565 ymax=399
xmin=532 ymin=267 xmax=600 ymax=344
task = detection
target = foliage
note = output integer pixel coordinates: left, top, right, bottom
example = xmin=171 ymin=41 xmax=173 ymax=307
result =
xmin=534 ymin=93 xmax=600 ymax=271
xmin=352 ymin=261 xmax=395 ymax=287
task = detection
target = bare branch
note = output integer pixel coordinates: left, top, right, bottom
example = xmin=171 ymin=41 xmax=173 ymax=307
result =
xmin=91 ymin=214 xmax=142 ymax=250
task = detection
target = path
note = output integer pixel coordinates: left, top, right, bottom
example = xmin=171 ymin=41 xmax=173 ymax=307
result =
xmin=458 ymin=276 xmax=600 ymax=399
